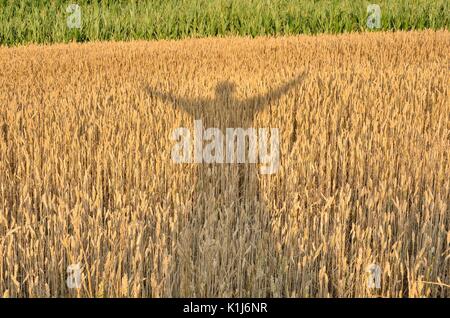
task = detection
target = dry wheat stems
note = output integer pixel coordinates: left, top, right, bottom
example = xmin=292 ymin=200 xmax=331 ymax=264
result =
xmin=0 ymin=30 xmax=449 ymax=297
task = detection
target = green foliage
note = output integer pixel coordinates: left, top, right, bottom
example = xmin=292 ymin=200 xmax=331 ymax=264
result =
xmin=0 ymin=0 xmax=448 ymax=45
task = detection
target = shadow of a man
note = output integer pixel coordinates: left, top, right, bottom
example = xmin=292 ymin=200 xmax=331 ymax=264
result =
xmin=146 ymin=73 xmax=306 ymax=296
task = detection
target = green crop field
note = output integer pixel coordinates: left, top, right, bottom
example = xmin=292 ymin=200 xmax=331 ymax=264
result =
xmin=0 ymin=0 xmax=448 ymax=46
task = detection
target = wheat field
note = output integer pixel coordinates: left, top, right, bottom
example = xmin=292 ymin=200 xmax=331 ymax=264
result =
xmin=0 ymin=30 xmax=449 ymax=297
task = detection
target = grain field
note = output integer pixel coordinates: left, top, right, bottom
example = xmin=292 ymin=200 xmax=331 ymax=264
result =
xmin=0 ymin=30 xmax=449 ymax=297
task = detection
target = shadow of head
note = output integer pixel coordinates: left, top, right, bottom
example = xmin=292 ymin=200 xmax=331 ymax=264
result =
xmin=215 ymin=81 xmax=236 ymax=99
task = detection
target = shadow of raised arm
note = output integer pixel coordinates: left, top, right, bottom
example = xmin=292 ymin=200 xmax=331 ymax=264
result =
xmin=240 ymin=72 xmax=307 ymax=112
xmin=146 ymin=85 xmax=209 ymax=118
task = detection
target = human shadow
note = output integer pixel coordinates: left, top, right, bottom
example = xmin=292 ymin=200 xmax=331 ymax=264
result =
xmin=146 ymin=73 xmax=306 ymax=296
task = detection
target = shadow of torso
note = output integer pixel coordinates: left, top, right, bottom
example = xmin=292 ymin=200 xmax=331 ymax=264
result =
xmin=186 ymin=94 xmax=262 ymax=206
xmin=178 ymin=95 xmax=268 ymax=296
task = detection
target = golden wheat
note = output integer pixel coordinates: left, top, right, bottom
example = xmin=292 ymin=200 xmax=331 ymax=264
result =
xmin=0 ymin=30 xmax=449 ymax=297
